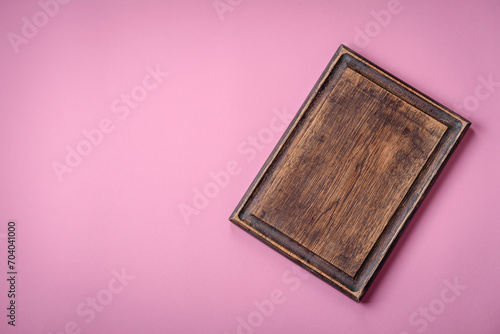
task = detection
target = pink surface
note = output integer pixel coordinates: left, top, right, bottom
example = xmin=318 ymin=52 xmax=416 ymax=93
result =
xmin=0 ymin=0 xmax=499 ymax=333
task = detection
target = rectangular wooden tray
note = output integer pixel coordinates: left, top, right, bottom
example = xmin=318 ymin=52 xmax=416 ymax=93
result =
xmin=230 ymin=45 xmax=470 ymax=302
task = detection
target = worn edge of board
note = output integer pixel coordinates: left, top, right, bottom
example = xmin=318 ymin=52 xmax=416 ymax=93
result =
xmin=229 ymin=44 xmax=471 ymax=302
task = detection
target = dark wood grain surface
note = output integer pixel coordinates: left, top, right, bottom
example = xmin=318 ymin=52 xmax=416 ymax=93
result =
xmin=230 ymin=45 xmax=470 ymax=302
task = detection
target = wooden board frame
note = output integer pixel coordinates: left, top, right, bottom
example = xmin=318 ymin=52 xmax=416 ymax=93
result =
xmin=229 ymin=45 xmax=470 ymax=302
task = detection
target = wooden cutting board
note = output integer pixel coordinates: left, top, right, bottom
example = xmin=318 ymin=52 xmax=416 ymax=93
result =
xmin=230 ymin=45 xmax=470 ymax=302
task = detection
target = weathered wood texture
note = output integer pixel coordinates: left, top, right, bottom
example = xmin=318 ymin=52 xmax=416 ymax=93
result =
xmin=230 ymin=45 xmax=470 ymax=302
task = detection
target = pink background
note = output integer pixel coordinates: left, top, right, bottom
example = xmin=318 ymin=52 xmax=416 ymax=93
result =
xmin=0 ymin=0 xmax=499 ymax=333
